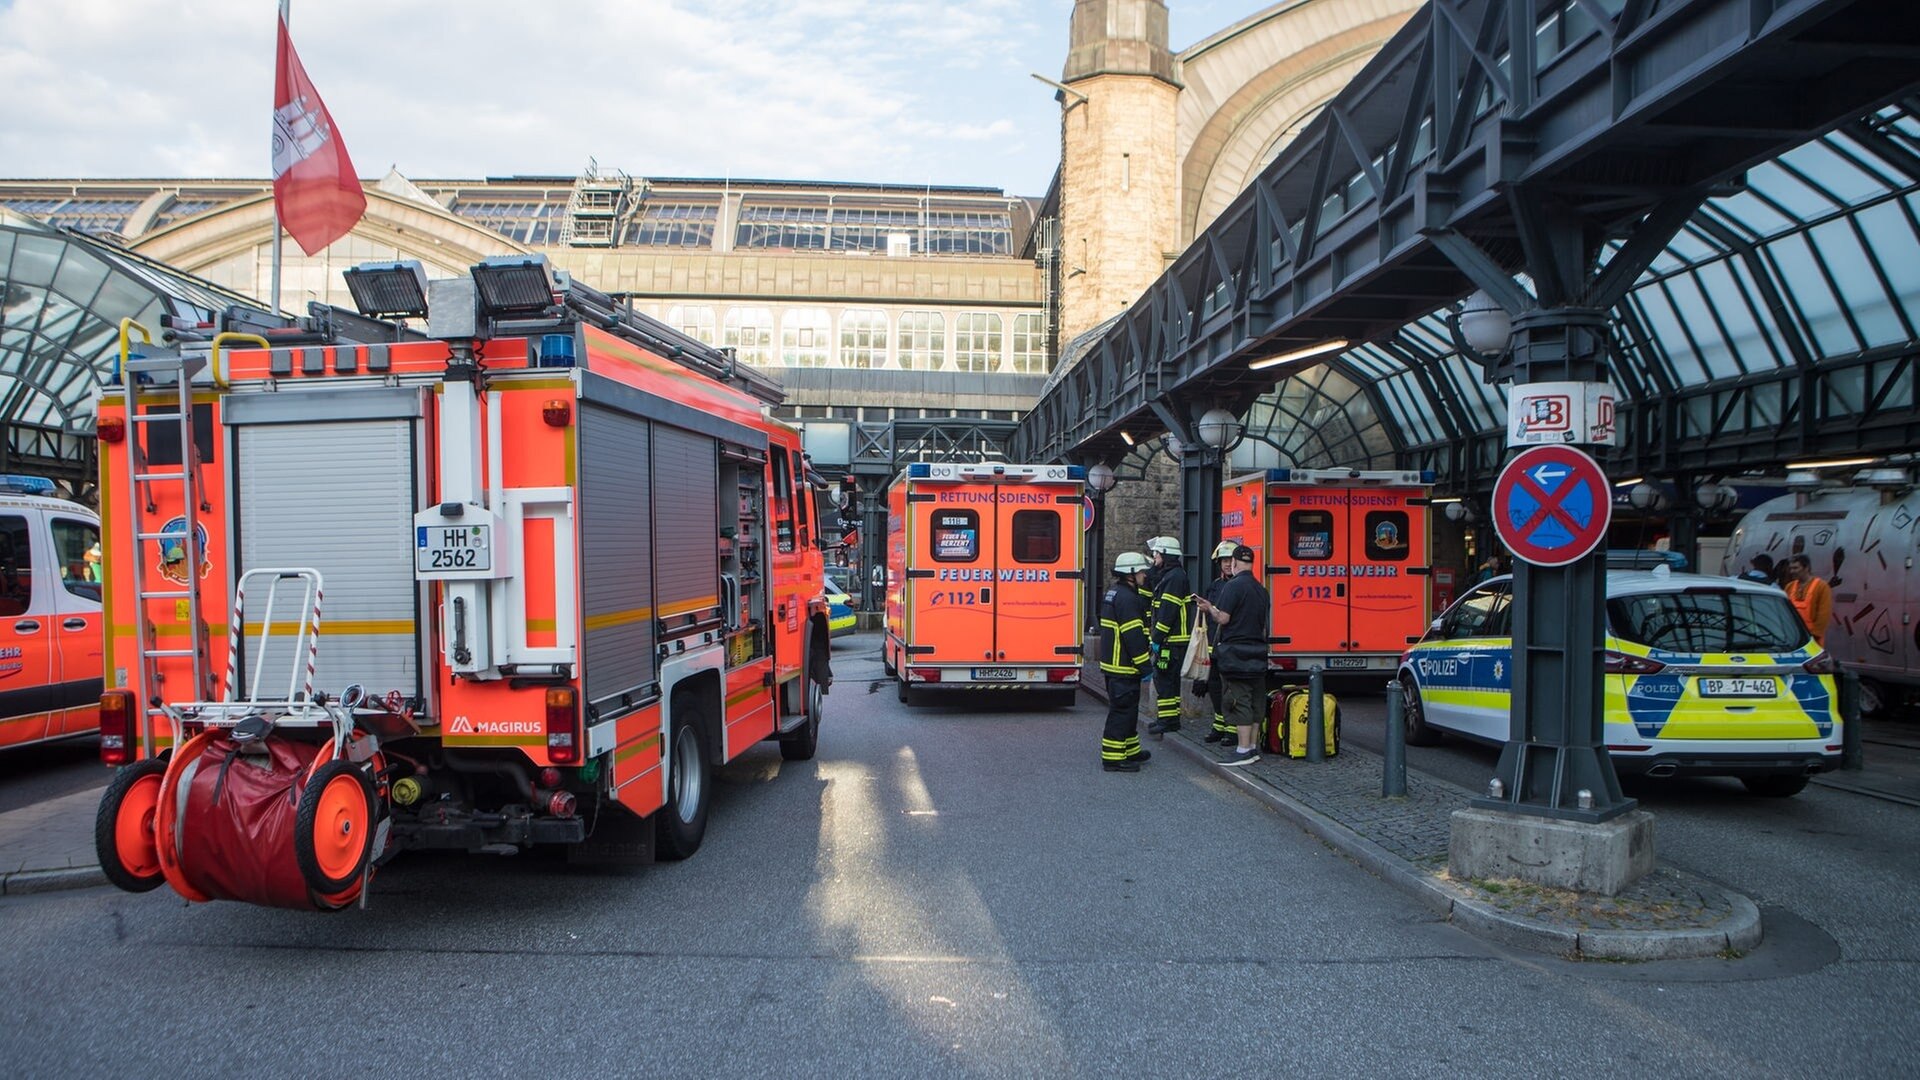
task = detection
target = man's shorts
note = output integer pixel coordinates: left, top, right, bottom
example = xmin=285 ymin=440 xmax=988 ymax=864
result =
xmin=1220 ymin=675 xmax=1264 ymax=730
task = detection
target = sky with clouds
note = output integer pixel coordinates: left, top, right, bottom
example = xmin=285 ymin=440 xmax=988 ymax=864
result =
xmin=0 ymin=0 xmax=1250 ymax=197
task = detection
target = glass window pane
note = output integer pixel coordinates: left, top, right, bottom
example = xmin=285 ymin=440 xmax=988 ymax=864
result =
xmin=1807 ymin=218 xmax=1904 ymax=347
xmin=1764 ymin=232 xmax=1858 ymax=355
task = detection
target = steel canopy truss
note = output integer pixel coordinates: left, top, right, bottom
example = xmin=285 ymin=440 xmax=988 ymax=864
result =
xmin=1013 ymin=0 xmax=1920 ymax=466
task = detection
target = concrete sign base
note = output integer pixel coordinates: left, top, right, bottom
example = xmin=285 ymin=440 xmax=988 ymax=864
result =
xmin=1449 ymin=807 xmax=1655 ymax=896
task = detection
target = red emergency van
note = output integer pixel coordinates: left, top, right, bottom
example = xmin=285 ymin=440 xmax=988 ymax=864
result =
xmin=1219 ymin=468 xmax=1433 ymax=677
xmin=0 ymin=476 xmax=101 ymax=752
xmin=883 ymin=463 xmax=1085 ymax=705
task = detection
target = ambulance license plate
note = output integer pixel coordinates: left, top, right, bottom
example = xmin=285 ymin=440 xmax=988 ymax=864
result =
xmin=417 ymin=523 xmax=492 ymax=573
xmin=1699 ymin=677 xmax=1777 ymax=698
xmin=973 ymin=667 xmax=1017 ymax=680
xmin=1327 ymin=657 xmax=1367 ymax=669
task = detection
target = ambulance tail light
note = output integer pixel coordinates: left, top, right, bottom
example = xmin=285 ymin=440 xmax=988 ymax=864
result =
xmin=545 ymin=687 xmax=581 ymax=765
xmin=1047 ymin=668 xmax=1079 ymax=683
xmin=909 ymin=668 xmax=942 ymax=683
xmin=99 ymin=691 xmax=135 ymax=766
xmin=1605 ymin=650 xmax=1665 ymax=675
xmin=1802 ymin=651 xmax=1837 ymax=675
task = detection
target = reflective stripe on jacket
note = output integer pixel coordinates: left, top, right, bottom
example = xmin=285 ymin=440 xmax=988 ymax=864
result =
xmin=1099 ymin=581 xmax=1152 ymax=676
xmin=1152 ymin=564 xmax=1193 ymax=645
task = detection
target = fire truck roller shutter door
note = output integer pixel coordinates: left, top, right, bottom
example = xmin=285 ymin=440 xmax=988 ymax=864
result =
xmin=578 ymin=405 xmax=658 ymax=714
xmin=651 ymin=426 xmax=722 ymax=627
xmin=236 ymin=418 xmax=422 ymax=702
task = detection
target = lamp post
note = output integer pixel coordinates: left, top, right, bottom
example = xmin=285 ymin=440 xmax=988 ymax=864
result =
xmin=1189 ymin=407 xmax=1244 ymax=586
xmin=1086 ymin=462 xmax=1117 ymax=632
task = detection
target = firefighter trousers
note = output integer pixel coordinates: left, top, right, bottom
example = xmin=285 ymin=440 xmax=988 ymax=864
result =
xmin=1208 ymin=667 xmax=1230 ymax=739
xmin=1101 ymin=674 xmax=1145 ymax=762
xmin=1151 ymin=655 xmax=1183 ymax=728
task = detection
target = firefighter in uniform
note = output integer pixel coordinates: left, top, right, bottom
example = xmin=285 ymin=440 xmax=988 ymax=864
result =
xmin=1099 ymin=551 xmax=1155 ymax=772
xmin=1200 ymin=540 xmax=1238 ymax=744
xmin=1145 ymin=536 xmax=1193 ymax=735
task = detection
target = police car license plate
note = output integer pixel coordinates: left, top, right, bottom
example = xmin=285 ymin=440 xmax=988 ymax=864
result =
xmin=416 ymin=523 xmax=492 ymax=573
xmin=1699 ymin=677 xmax=1777 ymax=698
xmin=1327 ymin=657 xmax=1367 ymax=669
xmin=973 ymin=667 xmax=1017 ymax=680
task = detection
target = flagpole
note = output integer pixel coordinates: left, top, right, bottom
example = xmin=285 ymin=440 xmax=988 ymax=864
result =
xmin=269 ymin=0 xmax=290 ymax=315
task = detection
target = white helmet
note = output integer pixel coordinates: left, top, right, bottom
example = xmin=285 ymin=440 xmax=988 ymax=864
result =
xmin=1113 ymin=551 xmax=1152 ymax=575
xmin=1212 ymin=540 xmax=1238 ymax=560
xmin=1147 ymin=535 xmax=1182 ymax=557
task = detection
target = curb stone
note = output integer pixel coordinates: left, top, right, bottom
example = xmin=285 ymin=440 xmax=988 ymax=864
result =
xmin=1160 ymin=732 xmax=1761 ymax=961
xmin=2 ymin=865 xmax=107 ymax=896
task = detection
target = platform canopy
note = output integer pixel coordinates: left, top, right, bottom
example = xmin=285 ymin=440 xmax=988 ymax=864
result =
xmin=0 ymin=209 xmax=266 ymax=494
xmin=1212 ymin=99 xmax=1920 ymax=489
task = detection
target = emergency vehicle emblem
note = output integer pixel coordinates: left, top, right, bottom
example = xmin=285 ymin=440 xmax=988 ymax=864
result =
xmin=155 ymin=517 xmax=212 ymax=584
xmin=1373 ymin=519 xmax=1403 ymax=550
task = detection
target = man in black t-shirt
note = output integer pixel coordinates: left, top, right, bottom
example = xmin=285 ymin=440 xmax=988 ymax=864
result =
xmin=1196 ymin=545 xmax=1270 ymax=767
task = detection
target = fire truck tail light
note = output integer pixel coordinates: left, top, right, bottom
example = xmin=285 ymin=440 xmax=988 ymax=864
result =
xmin=1047 ymin=668 xmax=1079 ymax=683
xmin=545 ymin=687 xmax=580 ymax=764
xmin=542 ymin=399 xmax=572 ymax=427
xmin=1274 ymin=657 xmax=1298 ymax=671
xmin=537 ymin=767 xmax=563 ymax=789
xmin=97 ymin=416 xmax=126 ymax=444
xmin=909 ymin=667 xmax=941 ymax=683
xmin=99 ymin=691 xmax=135 ymax=766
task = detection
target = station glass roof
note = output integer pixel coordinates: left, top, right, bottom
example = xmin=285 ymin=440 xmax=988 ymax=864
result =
xmin=1240 ymin=100 xmax=1920 ymax=476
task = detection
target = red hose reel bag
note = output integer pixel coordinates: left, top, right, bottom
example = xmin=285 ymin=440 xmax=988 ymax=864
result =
xmin=171 ymin=734 xmax=332 ymax=910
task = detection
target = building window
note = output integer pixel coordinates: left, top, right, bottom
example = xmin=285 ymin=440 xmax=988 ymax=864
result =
xmin=782 ymin=308 xmax=832 ymax=367
xmin=840 ymin=310 xmax=888 ymax=369
xmin=724 ymin=307 xmax=774 ymax=366
xmin=737 ymin=200 xmax=830 ymax=250
xmin=953 ymin=313 xmax=1002 ymax=372
xmin=924 ymin=207 xmax=1013 ymax=255
xmin=897 ymin=311 xmax=945 ymax=371
xmin=630 ymin=202 xmax=718 ymax=247
xmin=1011 ymin=313 xmax=1047 ymax=373
xmin=667 ymin=305 xmax=716 ymax=345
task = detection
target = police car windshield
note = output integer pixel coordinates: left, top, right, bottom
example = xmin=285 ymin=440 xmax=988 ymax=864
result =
xmin=1606 ymin=590 xmax=1808 ymax=653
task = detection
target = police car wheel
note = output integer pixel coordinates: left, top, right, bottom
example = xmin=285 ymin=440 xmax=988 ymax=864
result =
xmin=1741 ymin=775 xmax=1808 ymax=798
xmin=1400 ymin=675 xmax=1442 ymax=746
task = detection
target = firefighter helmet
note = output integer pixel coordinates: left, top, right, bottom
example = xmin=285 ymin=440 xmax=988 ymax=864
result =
xmin=1147 ymin=535 xmax=1183 ymax=557
xmin=1211 ymin=540 xmax=1238 ymax=560
xmin=1113 ymin=551 xmax=1152 ymax=575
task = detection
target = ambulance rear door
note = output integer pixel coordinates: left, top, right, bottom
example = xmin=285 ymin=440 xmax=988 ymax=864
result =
xmin=989 ymin=476 xmax=1081 ymax=667
xmin=1266 ymin=480 xmax=1347 ymax=657
xmin=906 ymin=478 xmax=994 ymax=664
xmin=1344 ymin=486 xmax=1429 ymax=660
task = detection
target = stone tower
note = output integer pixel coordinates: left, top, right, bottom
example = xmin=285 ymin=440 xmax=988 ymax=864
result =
xmin=1058 ymin=0 xmax=1181 ymax=343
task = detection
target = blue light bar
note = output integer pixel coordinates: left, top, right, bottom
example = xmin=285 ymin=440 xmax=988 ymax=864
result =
xmin=1268 ymin=468 xmax=1293 ymax=482
xmin=1065 ymin=465 xmax=1086 ymax=480
xmin=908 ymin=464 xmax=931 ymax=478
xmin=0 ymin=474 xmax=57 ymax=496
xmin=1419 ymin=470 xmax=1438 ymax=484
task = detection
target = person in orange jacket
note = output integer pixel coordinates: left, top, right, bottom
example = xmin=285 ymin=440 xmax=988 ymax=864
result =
xmin=1783 ymin=554 xmax=1833 ymax=647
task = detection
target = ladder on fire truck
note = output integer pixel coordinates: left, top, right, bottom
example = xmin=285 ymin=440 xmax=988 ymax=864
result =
xmin=113 ymin=321 xmax=235 ymax=754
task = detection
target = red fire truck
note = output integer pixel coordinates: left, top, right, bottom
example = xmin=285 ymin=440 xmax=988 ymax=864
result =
xmin=1219 ymin=468 xmax=1433 ymax=677
xmin=92 ymin=257 xmax=832 ymax=910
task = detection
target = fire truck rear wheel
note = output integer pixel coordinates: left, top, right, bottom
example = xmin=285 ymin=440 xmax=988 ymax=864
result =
xmin=656 ymin=721 xmax=710 ymax=860
xmin=1400 ymin=675 xmax=1442 ymax=746
xmin=294 ymin=761 xmax=377 ymax=895
xmin=780 ymin=677 xmax=823 ymax=761
xmin=95 ymin=757 xmax=170 ymax=893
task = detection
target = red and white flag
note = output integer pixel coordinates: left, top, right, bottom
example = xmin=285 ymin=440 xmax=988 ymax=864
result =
xmin=271 ymin=14 xmax=365 ymax=255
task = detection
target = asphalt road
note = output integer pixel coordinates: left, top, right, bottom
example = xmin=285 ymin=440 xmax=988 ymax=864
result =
xmin=3 ymin=632 xmax=1917 ymax=1077
xmin=0 ymin=733 xmax=105 ymax=814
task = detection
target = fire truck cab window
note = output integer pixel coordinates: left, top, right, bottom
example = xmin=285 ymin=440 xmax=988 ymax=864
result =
xmin=790 ymin=449 xmax=811 ymax=547
xmin=771 ymin=452 xmax=796 ymax=553
xmin=0 ymin=515 xmax=32 ymax=617
xmin=1011 ymin=509 xmax=1059 ymax=563
xmin=1290 ymin=510 xmax=1335 ymax=560
xmin=931 ymin=511 xmax=979 ymax=562
xmin=1364 ymin=510 xmax=1410 ymax=561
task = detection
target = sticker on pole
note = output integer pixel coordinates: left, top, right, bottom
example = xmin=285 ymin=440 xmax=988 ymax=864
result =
xmin=1491 ymin=446 xmax=1611 ymax=567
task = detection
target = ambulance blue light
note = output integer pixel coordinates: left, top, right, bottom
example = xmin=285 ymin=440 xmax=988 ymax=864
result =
xmin=0 ymin=475 xmax=57 ymax=496
xmin=908 ymin=464 xmax=932 ymax=478
xmin=1419 ymin=470 xmax=1437 ymax=484
xmin=1066 ymin=465 xmax=1086 ymax=480
xmin=1269 ymin=468 xmax=1293 ymax=482
xmin=538 ymin=333 xmax=576 ymax=368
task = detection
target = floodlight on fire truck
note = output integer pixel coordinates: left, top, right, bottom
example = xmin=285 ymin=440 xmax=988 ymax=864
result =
xmin=471 ymin=255 xmax=558 ymax=317
xmin=342 ymin=260 xmax=430 ymax=319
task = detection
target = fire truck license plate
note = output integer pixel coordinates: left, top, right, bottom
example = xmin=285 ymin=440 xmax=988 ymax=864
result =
xmin=1327 ymin=657 xmax=1367 ymax=669
xmin=416 ymin=524 xmax=492 ymax=572
xmin=1699 ymin=677 xmax=1777 ymax=698
xmin=973 ymin=667 xmax=1017 ymax=680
